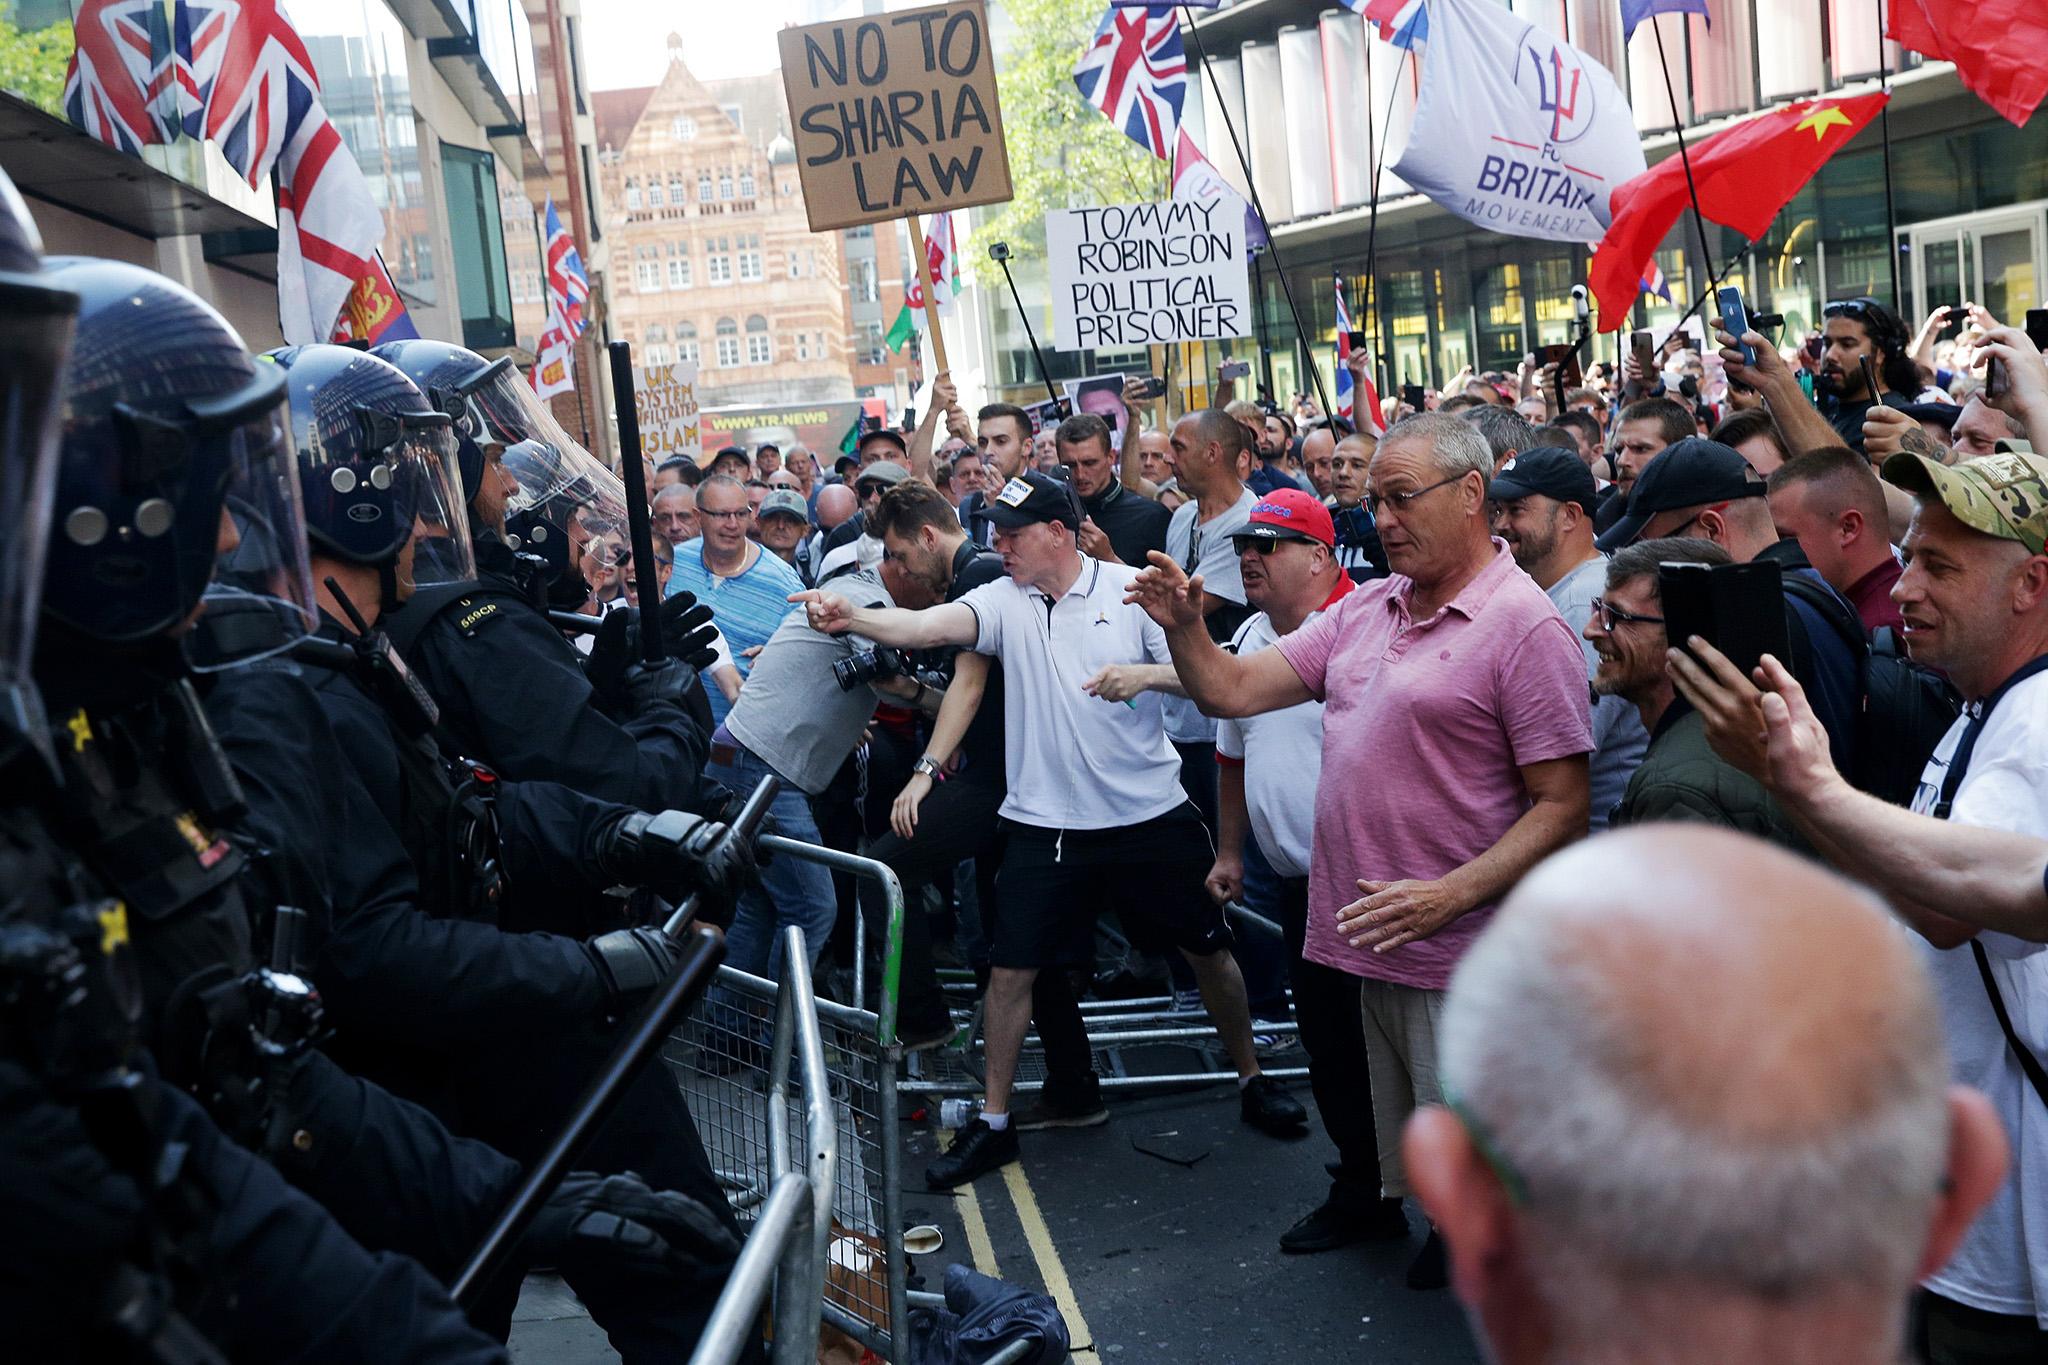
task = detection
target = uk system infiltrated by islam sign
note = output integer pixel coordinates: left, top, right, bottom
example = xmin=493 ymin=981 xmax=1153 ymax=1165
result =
xmin=1046 ymin=200 xmax=1252 ymax=351
xmin=778 ymin=1 xmax=1013 ymax=233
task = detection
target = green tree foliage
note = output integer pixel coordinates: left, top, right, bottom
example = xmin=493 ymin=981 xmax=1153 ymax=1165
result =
xmin=0 ymin=17 xmax=72 ymax=119
xmin=977 ymin=0 xmax=1167 ymax=262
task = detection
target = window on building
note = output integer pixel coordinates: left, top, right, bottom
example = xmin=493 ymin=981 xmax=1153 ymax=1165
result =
xmin=849 ymin=257 xmax=878 ymax=303
xmin=646 ymin=178 xmax=665 ymax=207
xmin=677 ymin=322 xmax=700 ymax=365
xmin=698 ymin=173 xmax=713 ymax=202
xmin=668 ymin=255 xmax=693 ymax=288
xmin=796 ymin=334 xmax=811 ymax=361
xmin=787 ymin=251 xmax=802 ymax=278
xmin=738 ymin=235 xmax=764 ymax=282
xmin=440 ymin=141 xmax=515 ymax=351
xmin=745 ymin=314 xmax=771 ymax=365
xmin=857 ymin=320 xmax=886 ymax=366
xmin=739 ymin=170 xmax=756 ymax=197
xmin=719 ymin=172 xmax=734 ymax=200
xmin=646 ymin=344 xmax=671 ymax=365
xmin=671 ymin=115 xmax=697 ymax=141
xmin=715 ymin=317 xmax=740 ymax=368
xmin=847 ymin=224 xmax=874 ymax=241
xmin=634 ymin=259 xmax=662 ymax=292
xmin=707 ymin=237 xmax=733 ymax=285
xmin=668 ymin=176 xmax=686 ymax=203
xmin=624 ymin=178 xmax=642 ymax=210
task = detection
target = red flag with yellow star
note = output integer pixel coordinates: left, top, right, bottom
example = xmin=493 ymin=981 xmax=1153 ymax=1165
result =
xmin=1589 ymin=93 xmax=1890 ymax=330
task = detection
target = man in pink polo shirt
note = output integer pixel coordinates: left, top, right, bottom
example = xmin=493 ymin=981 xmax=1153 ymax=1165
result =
xmin=1129 ymin=411 xmax=1591 ymax=1289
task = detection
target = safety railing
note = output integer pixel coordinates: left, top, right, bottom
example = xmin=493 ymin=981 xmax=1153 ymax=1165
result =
xmin=689 ymin=1172 xmax=816 ymax=1365
xmin=671 ymin=838 xmax=910 ymax=1361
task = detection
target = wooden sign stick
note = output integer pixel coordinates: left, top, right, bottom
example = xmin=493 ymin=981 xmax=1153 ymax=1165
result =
xmin=908 ymin=210 xmax=950 ymax=375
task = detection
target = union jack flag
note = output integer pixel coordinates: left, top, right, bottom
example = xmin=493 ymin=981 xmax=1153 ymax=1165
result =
xmin=63 ymin=0 xmax=182 ymax=153
xmin=1333 ymin=276 xmax=1386 ymax=436
xmin=542 ymin=196 xmax=589 ymax=339
xmin=176 ymin=0 xmax=321 ymax=190
xmin=1072 ymin=5 xmax=1186 ymax=161
xmin=1639 ymin=258 xmax=1672 ymax=303
xmin=1352 ymin=0 xmax=1430 ymax=49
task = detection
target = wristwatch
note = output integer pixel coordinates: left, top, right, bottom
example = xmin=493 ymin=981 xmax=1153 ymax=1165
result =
xmin=913 ymin=755 xmax=943 ymax=779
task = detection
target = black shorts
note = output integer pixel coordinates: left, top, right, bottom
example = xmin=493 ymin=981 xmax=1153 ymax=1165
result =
xmin=989 ymin=802 xmax=1233 ymax=969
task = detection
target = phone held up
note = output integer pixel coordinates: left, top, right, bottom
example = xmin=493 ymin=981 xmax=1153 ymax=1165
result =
xmin=1658 ymin=559 xmax=1790 ymax=681
xmin=1716 ymin=287 xmax=1756 ymax=367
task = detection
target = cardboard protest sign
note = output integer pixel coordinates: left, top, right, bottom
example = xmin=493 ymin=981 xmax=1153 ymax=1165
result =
xmin=634 ymin=362 xmax=702 ymax=465
xmin=778 ymin=0 xmax=1013 ymax=232
xmin=1046 ymin=201 xmax=1252 ymax=350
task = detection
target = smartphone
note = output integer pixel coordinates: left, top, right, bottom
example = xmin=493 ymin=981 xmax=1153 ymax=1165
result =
xmin=1347 ymin=330 xmax=1368 ymax=351
xmin=1537 ymin=342 xmax=1583 ymax=390
xmin=1132 ymin=374 xmax=1168 ymax=401
xmin=1659 ymin=559 xmax=1791 ymax=680
xmin=1716 ymin=286 xmax=1756 ymax=366
xmin=1401 ymin=383 xmax=1426 ymax=410
xmin=2026 ymin=308 xmax=2048 ymax=353
xmin=1218 ymin=359 xmax=1251 ymax=382
xmin=1630 ymin=328 xmax=1656 ymax=378
xmin=1805 ymin=334 xmax=1824 ymax=362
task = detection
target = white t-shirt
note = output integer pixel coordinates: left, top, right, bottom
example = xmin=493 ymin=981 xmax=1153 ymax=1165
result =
xmin=1908 ymin=671 xmax=2048 ymax=1325
xmin=1214 ymin=592 xmax=1346 ymax=877
xmin=958 ymin=557 xmax=1185 ymax=831
xmin=1161 ymin=486 xmax=1257 ymax=744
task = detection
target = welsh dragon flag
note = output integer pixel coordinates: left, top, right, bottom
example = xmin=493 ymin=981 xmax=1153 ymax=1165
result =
xmin=887 ymin=212 xmax=961 ymax=353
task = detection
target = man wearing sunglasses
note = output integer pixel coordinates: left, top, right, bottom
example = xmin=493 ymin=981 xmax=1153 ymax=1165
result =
xmin=1816 ymin=296 xmax=1919 ymax=455
xmin=1585 ymin=538 xmax=1804 ymax=844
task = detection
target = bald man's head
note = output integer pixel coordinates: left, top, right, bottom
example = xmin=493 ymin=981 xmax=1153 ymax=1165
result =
xmin=814 ymin=482 xmax=857 ymax=532
xmin=1407 ymin=827 xmax=2006 ymax=1365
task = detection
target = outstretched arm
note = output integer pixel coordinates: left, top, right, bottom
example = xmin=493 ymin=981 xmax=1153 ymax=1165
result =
xmin=788 ymin=590 xmax=978 ymax=650
xmin=1124 ymin=552 xmax=1311 ymax=718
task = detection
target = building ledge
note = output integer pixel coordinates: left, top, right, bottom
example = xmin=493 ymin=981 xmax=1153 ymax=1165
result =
xmin=0 ymin=92 xmax=273 ymax=243
xmin=428 ymin=33 xmax=524 ymax=134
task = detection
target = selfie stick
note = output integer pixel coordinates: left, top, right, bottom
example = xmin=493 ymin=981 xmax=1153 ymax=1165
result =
xmin=990 ymin=243 xmax=1062 ymax=409
xmin=606 ymin=340 xmax=665 ymax=663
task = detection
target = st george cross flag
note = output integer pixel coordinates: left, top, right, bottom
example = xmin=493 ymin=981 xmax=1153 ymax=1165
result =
xmin=64 ymin=0 xmax=182 ymax=153
xmin=1333 ymin=276 xmax=1386 ymax=436
xmin=1073 ymin=4 xmax=1187 ymax=160
xmin=532 ymin=295 xmax=577 ymax=401
xmin=1620 ymin=0 xmax=1708 ymax=41
xmin=1171 ymin=129 xmax=1268 ymax=249
xmin=1392 ymin=0 xmax=1644 ymax=242
xmin=181 ymin=0 xmax=386 ymax=344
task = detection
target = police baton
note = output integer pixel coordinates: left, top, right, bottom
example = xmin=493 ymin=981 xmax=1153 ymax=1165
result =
xmin=450 ymin=775 xmax=778 ymax=1309
xmin=606 ymin=340 xmax=666 ymax=663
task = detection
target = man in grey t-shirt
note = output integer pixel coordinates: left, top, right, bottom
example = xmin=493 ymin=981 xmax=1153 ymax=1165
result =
xmin=1490 ymin=449 xmax=1648 ymax=829
xmin=708 ymin=571 xmax=897 ymax=980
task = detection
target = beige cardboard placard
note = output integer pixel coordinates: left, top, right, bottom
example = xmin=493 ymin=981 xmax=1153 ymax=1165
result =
xmin=778 ymin=0 xmax=1013 ymax=233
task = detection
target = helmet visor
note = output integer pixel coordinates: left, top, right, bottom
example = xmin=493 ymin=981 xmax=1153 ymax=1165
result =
xmin=390 ymin=417 xmax=476 ymax=594
xmin=1 ymin=286 xmax=75 ymax=741
xmin=186 ymin=397 xmax=319 ymax=672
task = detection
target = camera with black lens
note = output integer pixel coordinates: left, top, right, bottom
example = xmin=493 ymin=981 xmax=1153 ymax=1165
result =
xmin=988 ymin=240 xmax=1013 ymax=263
xmin=833 ymin=646 xmax=915 ymax=692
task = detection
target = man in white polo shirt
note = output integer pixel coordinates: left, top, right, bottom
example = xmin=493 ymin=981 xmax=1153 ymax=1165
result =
xmin=793 ymin=471 xmax=1306 ymax=1188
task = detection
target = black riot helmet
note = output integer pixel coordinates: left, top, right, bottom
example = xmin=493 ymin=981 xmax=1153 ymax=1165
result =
xmin=370 ymin=337 xmax=496 ymax=503
xmin=41 ymin=257 xmax=315 ymax=673
xmin=267 ymin=344 xmax=475 ymax=606
xmin=0 ymin=167 xmax=79 ymax=774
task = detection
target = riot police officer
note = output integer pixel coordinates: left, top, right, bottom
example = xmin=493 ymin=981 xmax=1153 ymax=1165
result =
xmin=0 ymin=189 xmax=507 ymax=1361
xmin=374 ymin=338 xmax=718 ymax=811
xmin=25 ymin=252 xmax=739 ymax=1353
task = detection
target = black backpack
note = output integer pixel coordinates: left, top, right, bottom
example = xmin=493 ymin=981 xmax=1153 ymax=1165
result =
xmin=1780 ymin=574 xmax=1960 ymax=806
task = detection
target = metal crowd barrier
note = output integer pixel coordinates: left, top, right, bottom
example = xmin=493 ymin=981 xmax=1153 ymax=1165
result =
xmin=671 ymin=841 xmax=910 ymax=1361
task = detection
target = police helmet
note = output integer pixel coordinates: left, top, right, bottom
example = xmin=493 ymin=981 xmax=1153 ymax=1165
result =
xmin=267 ymin=344 xmax=475 ymax=600
xmin=42 ymin=257 xmax=315 ymax=672
xmin=370 ymin=337 xmax=497 ymax=503
xmin=0 ymin=168 xmax=78 ymax=772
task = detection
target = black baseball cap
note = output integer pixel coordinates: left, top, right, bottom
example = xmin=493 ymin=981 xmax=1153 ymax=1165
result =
xmin=1487 ymin=446 xmax=1597 ymax=515
xmin=857 ymin=427 xmax=908 ymax=457
xmin=833 ymin=452 xmax=861 ymax=476
xmin=1596 ymin=437 xmax=1766 ymax=551
xmin=1896 ymin=401 xmax=1963 ymax=431
xmin=986 ymin=471 xmax=1082 ymax=531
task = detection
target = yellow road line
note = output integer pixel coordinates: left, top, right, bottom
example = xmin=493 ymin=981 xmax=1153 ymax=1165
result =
xmin=936 ymin=1128 xmax=1002 ymax=1277
xmin=1000 ymin=1159 xmax=1096 ymax=1351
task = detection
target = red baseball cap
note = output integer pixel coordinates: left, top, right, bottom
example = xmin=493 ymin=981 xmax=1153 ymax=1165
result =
xmin=1235 ymin=488 xmax=1335 ymax=549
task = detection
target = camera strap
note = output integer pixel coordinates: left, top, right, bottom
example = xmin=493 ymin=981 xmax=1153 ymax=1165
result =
xmin=1935 ymin=653 xmax=2048 ymax=1110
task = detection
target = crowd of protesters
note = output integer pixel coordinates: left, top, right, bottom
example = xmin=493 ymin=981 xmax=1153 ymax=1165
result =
xmin=678 ymin=290 xmax=2048 ymax=1363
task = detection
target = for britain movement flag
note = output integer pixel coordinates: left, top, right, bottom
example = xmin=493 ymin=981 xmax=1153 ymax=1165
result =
xmin=1073 ymin=4 xmax=1187 ymax=161
xmin=1352 ymin=0 xmax=1429 ymax=49
xmin=1391 ymin=0 xmax=1644 ymax=243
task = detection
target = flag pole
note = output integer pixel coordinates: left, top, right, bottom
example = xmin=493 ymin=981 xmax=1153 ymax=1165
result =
xmin=907 ymin=211 xmax=950 ymax=374
xmin=1178 ymin=5 xmax=1334 ymax=420
xmin=1361 ymin=34 xmax=1412 ymax=401
xmin=1875 ymin=0 xmax=1901 ymax=309
xmin=1649 ymin=18 xmax=1723 ymax=303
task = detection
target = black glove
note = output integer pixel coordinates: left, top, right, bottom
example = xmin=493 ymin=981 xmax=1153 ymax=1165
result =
xmin=651 ymin=590 xmax=720 ymax=669
xmin=597 ymin=809 xmax=756 ymax=904
xmin=585 ymin=607 xmax=635 ymax=705
xmin=618 ymin=655 xmax=699 ymax=713
xmin=584 ymin=926 xmax=680 ymax=1004
xmin=521 ymin=1171 xmax=740 ymax=1282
